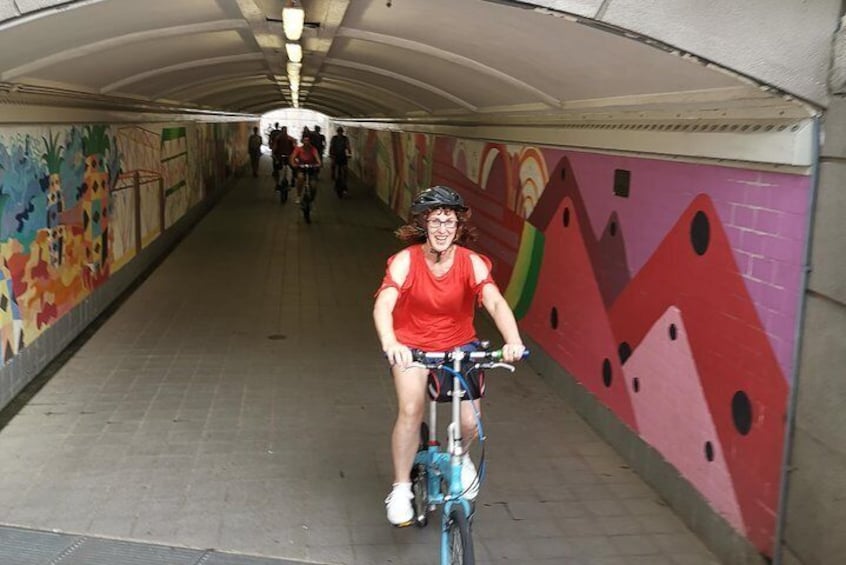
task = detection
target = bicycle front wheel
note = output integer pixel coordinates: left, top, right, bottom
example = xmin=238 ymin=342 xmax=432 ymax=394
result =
xmin=447 ymin=505 xmax=474 ymax=565
xmin=410 ymin=463 xmax=428 ymax=528
xmin=301 ymin=187 xmax=312 ymax=223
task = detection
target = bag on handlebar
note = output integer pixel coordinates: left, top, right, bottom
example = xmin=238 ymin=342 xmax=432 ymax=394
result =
xmin=427 ymin=367 xmax=485 ymax=402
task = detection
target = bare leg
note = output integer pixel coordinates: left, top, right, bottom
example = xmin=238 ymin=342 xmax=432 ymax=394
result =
xmin=296 ymin=173 xmax=304 ymax=199
xmin=460 ymin=399 xmax=481 ymax=452
xmin=391 ymin=365 xmax=428 ymax=484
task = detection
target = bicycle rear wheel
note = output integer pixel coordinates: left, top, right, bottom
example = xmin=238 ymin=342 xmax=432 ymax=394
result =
xmin=447 ymin=505 xmax=474 ymax=565
xmin=278 ymin=178 xmax=288 ymax=203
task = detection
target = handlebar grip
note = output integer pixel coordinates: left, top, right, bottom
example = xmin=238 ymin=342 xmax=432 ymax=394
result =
xmin=490 ymin=348 xmax=530 ymax=360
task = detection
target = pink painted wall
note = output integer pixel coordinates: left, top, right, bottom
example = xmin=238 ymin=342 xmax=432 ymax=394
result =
xmin=351 ymin=127 xmax=811 ymax=557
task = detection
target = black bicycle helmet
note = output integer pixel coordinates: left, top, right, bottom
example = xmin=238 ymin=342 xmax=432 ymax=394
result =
xmin=410 ymin=185 xmax=466 ymax=215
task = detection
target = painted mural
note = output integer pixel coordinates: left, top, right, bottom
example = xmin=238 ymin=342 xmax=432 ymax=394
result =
xmin=353 ymin=128 xmax=810 ymax=557
xmin=348 ymin=128 xmax=432 ymax=214
xmin=0 ymin=121 xmax=249 ymax=366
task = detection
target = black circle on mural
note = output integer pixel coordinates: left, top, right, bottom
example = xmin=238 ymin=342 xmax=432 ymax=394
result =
xmin=550 ymin=307 xmax=558 ymax=330
xmin=704 ymin=441 xmax=714 ymax=462
xmin=609 ymin=221 xmax=617 ymax=236
xmin=618 ymin=342 xmax=632 ymax=364
xmin=732 ymin=391 xmax=753 ymax=436
xmin=690 ymin=211 xmax=710 ymax=256
xmin=563 ymin=207 xmax=570 ymax=227
xmin=632 ymin=377 xmax=640 ymax=393
xmin=602 ymin=359 xmax=612 ymax=387
xmin=669 ymin=324 xmax=677 ymax=341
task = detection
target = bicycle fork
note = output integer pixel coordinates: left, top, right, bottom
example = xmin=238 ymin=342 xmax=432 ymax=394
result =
xmin=442 ymin=350 xmax=474 ymax=563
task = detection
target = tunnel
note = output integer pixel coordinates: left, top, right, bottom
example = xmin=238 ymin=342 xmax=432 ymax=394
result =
xmin=0 ymin=1 xmax=842 ymax=564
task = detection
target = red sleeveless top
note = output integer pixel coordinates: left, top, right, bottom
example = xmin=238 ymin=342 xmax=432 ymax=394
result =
xmin=377 ymin=245 xmax=496 ymax=350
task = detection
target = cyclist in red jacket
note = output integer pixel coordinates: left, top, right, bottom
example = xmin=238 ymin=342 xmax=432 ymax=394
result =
xmin=289 ymin=135 xmax=322 ymax=204
xmin=373 ymin=186 xmax=525 ymax=526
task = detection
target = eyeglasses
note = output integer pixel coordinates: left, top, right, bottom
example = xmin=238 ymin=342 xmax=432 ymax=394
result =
xmin=427 ymin=218 xmax=458 ymax=230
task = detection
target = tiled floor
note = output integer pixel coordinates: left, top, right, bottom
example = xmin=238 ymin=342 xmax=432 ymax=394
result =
xmin=0 ymin=159 xmax=720 ymax=564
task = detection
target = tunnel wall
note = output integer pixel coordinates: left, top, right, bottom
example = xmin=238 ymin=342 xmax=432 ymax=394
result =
xmin=781 ymin=102 xmax=846 ymax=565
xmin=0 ymin=119 xmax=252 ymax=412
xmin=348 ymin=125 xmax=813 ymax=562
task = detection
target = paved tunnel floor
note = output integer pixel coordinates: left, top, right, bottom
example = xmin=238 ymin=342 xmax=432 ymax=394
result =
xmin=0 ymin=158 xmax=720 ymax=564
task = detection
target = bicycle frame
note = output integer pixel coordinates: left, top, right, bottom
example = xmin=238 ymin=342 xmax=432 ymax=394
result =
xmin=413 ymin=350 xmax=474 ymax=559
xmin=409 ymin=346 xmax=527 ymax=564
xmin=296 ymin=163 xmax=318 ymax=222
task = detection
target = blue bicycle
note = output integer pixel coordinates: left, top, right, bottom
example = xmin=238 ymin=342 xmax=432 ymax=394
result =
xmin=408 ymin=344 xmax=528 ymax=565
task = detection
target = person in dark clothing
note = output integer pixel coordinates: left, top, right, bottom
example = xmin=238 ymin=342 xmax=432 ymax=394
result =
xmin=310 ymin=125 xmax=326 ymax=158
xmin=309 ymin=126 xmax=326 ymax=179
xmin=272 ymin=126 xmax=297 ymax=182
xmin=329 ymin=126 xmax=351 ymax=186
xmin=248 ymin=127 xmax=262 ymax=177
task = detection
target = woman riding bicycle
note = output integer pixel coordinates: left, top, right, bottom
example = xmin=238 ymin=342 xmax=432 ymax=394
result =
xmin=289 ymin=135 xmax=322 ymax=204
xmin=373 ymin=185 xmax=525 ymax=527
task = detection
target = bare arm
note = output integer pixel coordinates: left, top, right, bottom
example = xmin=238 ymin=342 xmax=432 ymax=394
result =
xmin=373 ymin=250 xmax=412 ymax=367
xmin=470 ymin=254 xmax=525 ymax=362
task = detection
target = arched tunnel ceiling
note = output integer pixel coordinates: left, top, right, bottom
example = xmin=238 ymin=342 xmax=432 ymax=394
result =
xmin=0 ymin=0 xmax=817 ymax=123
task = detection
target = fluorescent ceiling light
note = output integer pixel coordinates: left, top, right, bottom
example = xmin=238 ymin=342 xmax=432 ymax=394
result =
xmin=283 ymin=3 xmax=305 ymax=42
xmin=286 ymin=62 xmax=302 ymax=76
xmin=285 ymin=43 xmax=302 ymax=63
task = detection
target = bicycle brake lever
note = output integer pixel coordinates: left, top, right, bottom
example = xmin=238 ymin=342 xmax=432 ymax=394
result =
xmin=487 ymin=363 xmax=515 ymax=372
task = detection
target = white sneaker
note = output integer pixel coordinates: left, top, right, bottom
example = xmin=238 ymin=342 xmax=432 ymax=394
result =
xmin=461 ymin=455 xmax=479 ymax=500
xmin=385 ymin=483 xmax=414 ymax=526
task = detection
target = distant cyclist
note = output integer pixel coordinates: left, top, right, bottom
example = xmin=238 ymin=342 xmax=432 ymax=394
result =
xmin=373 ymin=186 xmax=526 ymax=526
xmin=272 ymin=126 xmax=296 ymax=183
xmin=268 ymin=122 xmax=282 ymax=148
xmin=329 ymin=126 xmax=351 ymax=190
xmin=310 ymin=125 xmax=326 ymax=159
xmin=289 ymin=135 xmax=322 ymax=204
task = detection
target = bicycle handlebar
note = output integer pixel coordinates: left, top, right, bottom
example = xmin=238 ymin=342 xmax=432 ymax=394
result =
xmin=409 ymin=348 xmax=529 ymax=368
xmin=294 ymin=163 xmax=320 ymax=169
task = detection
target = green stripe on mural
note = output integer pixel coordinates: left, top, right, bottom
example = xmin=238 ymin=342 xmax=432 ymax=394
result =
xmin=164 ymin=180 xmax=186 ymax=196
xmin=513 ymin=230 xmax=544 ymax=320
xmin=503 ymin=223 xmax=545 ymax=321
xmin=161 ymin=151 xmax=187 ymax=163
xmin=504 ymin=223 xmax=536 ymax=308
xmin=161 ymin=127 xmax=186 ymax=142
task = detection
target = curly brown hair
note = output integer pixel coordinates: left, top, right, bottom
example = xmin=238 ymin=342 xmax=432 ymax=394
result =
xmin=395 ymin=207 xmax=478 ymax=244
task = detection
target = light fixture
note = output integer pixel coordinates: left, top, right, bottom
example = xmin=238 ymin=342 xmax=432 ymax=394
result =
xmin=285 ymin=42 xmax=302 ymax=63
xmin=282 ymin=1 xmax=305 ymax=41
xmin=290 ymin=81 xmax=300 ymax=93
xmin=286 ymin=62 xmax=302 ymax=76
